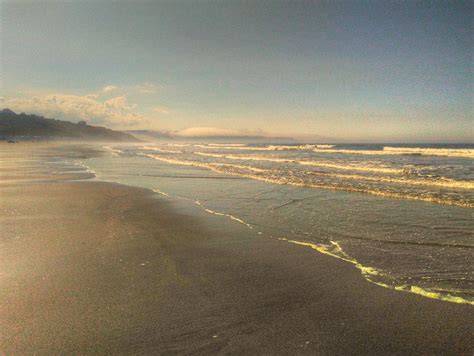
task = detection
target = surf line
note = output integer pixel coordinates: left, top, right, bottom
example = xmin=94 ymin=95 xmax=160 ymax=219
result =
xmin=70 ymin=161 xmax=98 ymax=181
xmin=139 ymin=152 xmax=474 ymax=208
xmin=278 ymin=238 xmax=473 ymax=306
xmin=115 ymin=148 xmax=474 ymax=306
xmin=151 ymin=185 xmax=473 ymax=305
xmin=152 ymin=188 xmax=254 ymax=230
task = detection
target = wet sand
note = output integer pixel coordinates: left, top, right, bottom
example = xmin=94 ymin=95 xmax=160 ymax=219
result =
xmin=1 ymin=144 xmax=473 ymax=354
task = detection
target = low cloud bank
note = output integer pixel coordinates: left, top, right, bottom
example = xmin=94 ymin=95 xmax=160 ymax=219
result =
xmin=1 ymin=89 xmax=329 ymax=142
xmin=1 ymin=93 xmax=147 ymax=128
xmin=127 ymin=127 xmax=296 ymax=142
xmin=174 ymin=127 xmax=253 ymax=138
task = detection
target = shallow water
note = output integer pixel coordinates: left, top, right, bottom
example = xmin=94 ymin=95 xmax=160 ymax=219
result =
xmin=79 ymin=143 xmax=473 ymax=304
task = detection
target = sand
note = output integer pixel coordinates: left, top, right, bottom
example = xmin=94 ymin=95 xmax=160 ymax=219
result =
xmin=1 ymin=143 xmax=473 ymax=354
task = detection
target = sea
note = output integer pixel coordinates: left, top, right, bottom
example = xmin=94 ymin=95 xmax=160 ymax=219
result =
xmin=76 ymin=142 xmax=474 ymax=305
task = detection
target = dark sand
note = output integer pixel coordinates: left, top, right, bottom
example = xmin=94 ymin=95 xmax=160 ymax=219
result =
xmin=1 ymin=144 xmax=473 ymax=354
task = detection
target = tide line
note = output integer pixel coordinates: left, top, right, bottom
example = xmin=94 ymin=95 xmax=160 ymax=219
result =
xmin=279 ymin=237 xmax=474 ymax=305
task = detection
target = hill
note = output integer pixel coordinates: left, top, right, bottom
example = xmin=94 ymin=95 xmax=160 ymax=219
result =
xmin=0 ymin=109 xmax=139 ymax=142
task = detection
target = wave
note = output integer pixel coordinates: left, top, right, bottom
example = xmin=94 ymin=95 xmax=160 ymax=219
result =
xmin=208 ymin=143 xmax=247 ymax=147
xmin=140 ymin=153 xmax=474 ymax=208
xmin=192 ymin=144 xmax=335 ymax=151
xmin=102 ymin=146 xmax=124 ymax=156
xmin=268 ymin=144 xmax=335 ymax=150
xmin=312 ymin=147 xmax=474 ymax=159
xmin=74 ymin=161 xmax=97 ymax=177
xmin=383 ymin=147 xmax=474 ymax=158
xmin=171 ymin=143 xmax=473 ymax=158
xmin=195 ymin=152 xmax=407 ymax=175
xmin=165 ymin=143 xmax=191 ymax=147
xmin=140 ymin=153 xmax=270 ymax=174
xmin=237 ymin=172 xmax=474 ymax=208
xmin=141 ymin=146 xmax=183 ymax=154
xmin=191 ymin=144 xmax=267 ymax=150
xmin=196 ymin=152 xmax=474 ymax=188
xmin=96 ymin=147 xmax=474 ymax=304
xmin=305 ymin=171 xmax=474 ymax=190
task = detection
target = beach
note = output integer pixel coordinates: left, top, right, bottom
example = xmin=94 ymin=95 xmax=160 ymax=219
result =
xmin=1 ymin=143 xmax=473 ymax=354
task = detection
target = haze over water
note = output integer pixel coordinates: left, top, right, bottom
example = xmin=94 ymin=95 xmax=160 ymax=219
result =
xmin=78 ymin=143 xmax=474 ymax=304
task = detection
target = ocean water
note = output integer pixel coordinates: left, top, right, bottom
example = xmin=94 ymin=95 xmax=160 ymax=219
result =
xmin=79 ymin=143 xmax=473 ymax=304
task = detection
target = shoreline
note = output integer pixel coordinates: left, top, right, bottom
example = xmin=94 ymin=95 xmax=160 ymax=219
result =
xmin=1 ymin=144 xmax=473 ymax=354
xmin=91 ymin=143 xmax=474 ymax=305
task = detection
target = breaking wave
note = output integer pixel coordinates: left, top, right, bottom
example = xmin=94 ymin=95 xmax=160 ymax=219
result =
xmin=195 ymin=152 xmax=408 ymax=175
xmin=139 ymin=152 xmax=473 ymax=208
xmin=193 ymin=144 xmax=335 ymax=151
xmin=312 ymin=147 xmax=474 ymax=159
xmin=97 ymin=144 xmax=474 ymax=305
xmin=192 ymin=152 xmax=473 ymax=189
xmin=183 ymin=143 xmax=473 ymax=158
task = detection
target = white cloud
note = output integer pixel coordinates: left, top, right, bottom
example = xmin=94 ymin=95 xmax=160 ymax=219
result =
xmin=132 ymin=83 xmax=159 ymax=94
xmin=101 ymin=83 xmax=159 ymax=96
xmin=104 ymin=95 xmax=135 ymax=110
xmin=152 ymin=106 xmax=170 ymax=115
xmin=102 ymin=85 xmax=118 ymax=93
xmin=3 ymin=93 xmax=147 ymax=128
xmin=175 ymin=127 xmax=251 ymax=137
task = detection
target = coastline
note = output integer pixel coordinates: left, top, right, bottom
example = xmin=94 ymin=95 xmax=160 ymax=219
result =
xmin=1 ymin=144 xmax=473 ymax=354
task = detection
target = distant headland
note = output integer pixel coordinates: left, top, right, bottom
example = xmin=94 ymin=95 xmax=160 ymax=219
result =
xmin=0 ymin=109 xmax=139 ymax=142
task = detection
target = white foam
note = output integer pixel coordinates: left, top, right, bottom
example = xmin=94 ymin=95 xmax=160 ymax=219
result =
xmin=279 ymin=237 xmax=474 ymax=305
xmin=141 ymin=146 xmax=182 ymax=154
xmin=310 ymin=147 xmax=474 ymax=159
xmin=195 ymin=152 xmax=405 ymax=174
xmin=141 ymin=152 xmax=270 ymax=173
xmin=383 ymin=146 xmax=474 ymax=158
xmin=307 ymin=171 xmax=474 ymax=190
xmin=140 ymin=153 xmax=474 ymax=208
xmin=195 ymin=152 xmax=474 ymax=188
xmin=197 ymin=203 xmax=253 ymax=228
xmin=74 ymin=161 xmax=97 ymax=177
xmin=102 ymin=145 xmax=124 ymax=156
xmin=193 ymin=144 xmax=334 ymax=151
xmin=152 ymin=188 xmax=170 ymax=197
xmin=166 ymin=143 xmax=190 ymax=147
xmin=208 ymin=143 xmax=246 ymax=147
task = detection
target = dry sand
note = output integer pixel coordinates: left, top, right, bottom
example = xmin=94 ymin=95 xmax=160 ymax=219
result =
xmin=1 ymin=143 xmax=473 ymax=354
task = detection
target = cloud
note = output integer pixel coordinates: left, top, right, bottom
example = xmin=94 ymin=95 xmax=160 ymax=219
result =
xmin=101 ymin=83 xmax=159 ymax=96
xmin=175 ymin=127 xmax=258 ymax=138
xmin=133 ymin=83 xmax=158 ymax=94
xmin=152 ymin=106 xmax=170 ymax=115
xmin=102 ymin=85 xmax=118 ymax=93
xmin=3 ymin=93 xmax=147 ymax=128
xmin=104 ymin=95 xmax=136 ymax=110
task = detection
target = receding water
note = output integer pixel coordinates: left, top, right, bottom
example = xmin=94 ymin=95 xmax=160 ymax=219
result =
xmin=78 ymin=143 xmax=474 ymax=304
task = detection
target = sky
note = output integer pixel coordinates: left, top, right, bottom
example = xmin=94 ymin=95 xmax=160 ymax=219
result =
xmin=0 ymin=0 xmax=472 ymax=142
